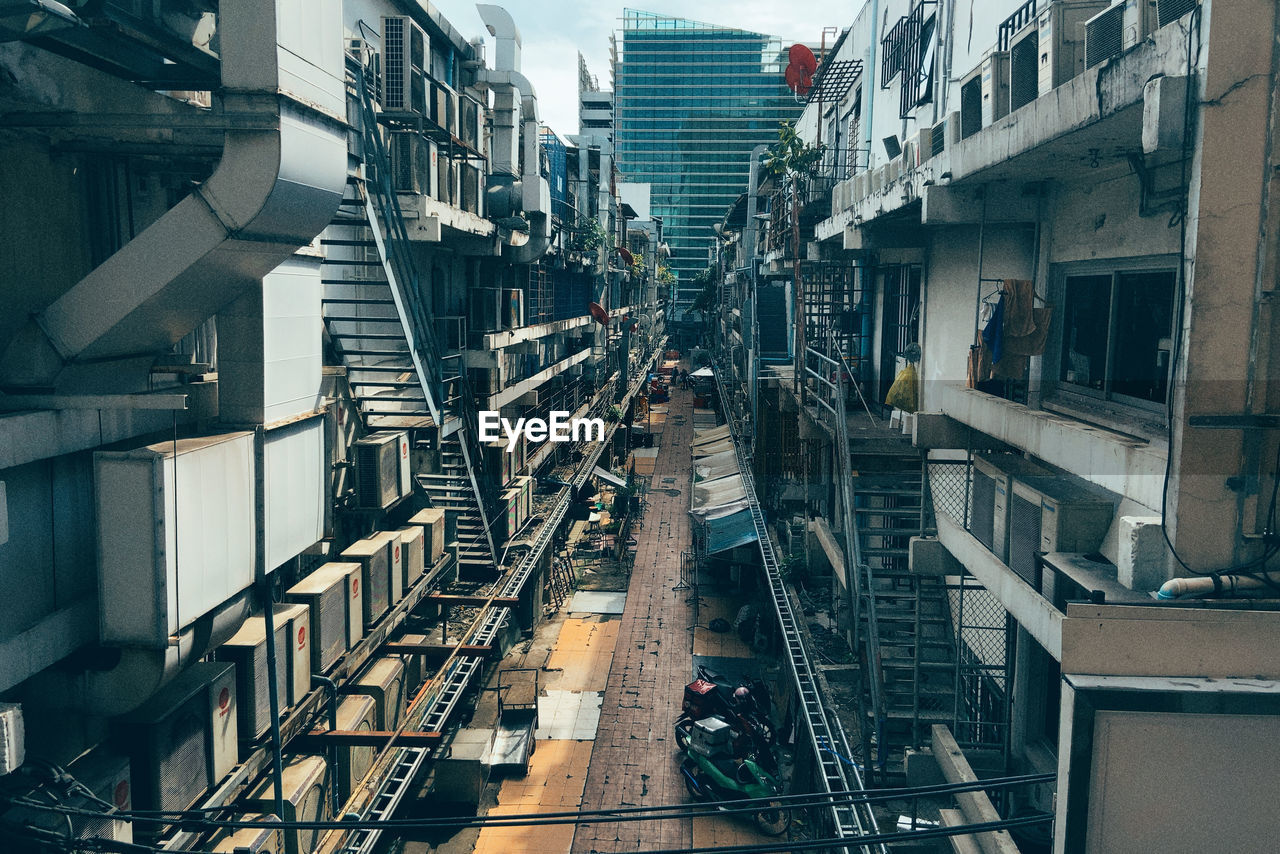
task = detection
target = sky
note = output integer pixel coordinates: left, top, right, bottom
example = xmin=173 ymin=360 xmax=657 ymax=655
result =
xmin=428 ymin=0 xmax=861 ymax=136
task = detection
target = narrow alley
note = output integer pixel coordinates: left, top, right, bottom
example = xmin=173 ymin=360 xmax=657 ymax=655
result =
xmin=421 ymin=386 xmax=777 ymax=854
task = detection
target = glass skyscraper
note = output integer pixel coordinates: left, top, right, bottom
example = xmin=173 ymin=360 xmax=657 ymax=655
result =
xmin=614 ymin=10 xmax=802 ymax=316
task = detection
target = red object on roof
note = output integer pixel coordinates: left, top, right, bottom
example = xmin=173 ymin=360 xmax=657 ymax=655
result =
xmin=789 ymin=44 xmax=818 ymax=74
xmin=786 ymin=43 xmax=818 ymax=96
xmin=617 ymin=246 xmax=635 ymax=266
xmin=588 ymin=301 xmax=610 ymax=325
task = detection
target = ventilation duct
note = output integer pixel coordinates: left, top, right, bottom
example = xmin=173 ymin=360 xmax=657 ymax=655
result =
xmin=0 ymin=0 xmax=348 ymax=390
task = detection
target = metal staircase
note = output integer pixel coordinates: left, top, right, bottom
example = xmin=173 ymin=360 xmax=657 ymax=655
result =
xmin=854 ymin=468 xmax=957 ymax=785
xmin=321 ymin=57 xmax=498 ymax=573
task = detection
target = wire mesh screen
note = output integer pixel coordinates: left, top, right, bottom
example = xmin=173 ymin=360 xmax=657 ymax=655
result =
xmin=927 ymin=458 xmax=970 ymax=528
xmin=947 ymin=576 xmax=1010 ymax=752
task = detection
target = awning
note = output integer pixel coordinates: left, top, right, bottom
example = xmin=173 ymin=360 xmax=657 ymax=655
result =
xmin=690 ymin=366 xmax=714 ymax=378
xmin=692 ymin=438 xmax=735 ymax=457
xmin=592 ymin=466 xmax=627 ymax=489
xmin=691 ymin=474 xmax=746 ymax=515
xmin=692 ymin=424 xmax=731 ymax=445
xmin=705 ymin=508 xmax=759 ymax=553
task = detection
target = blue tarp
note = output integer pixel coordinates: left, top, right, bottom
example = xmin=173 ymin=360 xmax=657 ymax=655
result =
xmin=705 ymin=508 xmax=759 ymax=554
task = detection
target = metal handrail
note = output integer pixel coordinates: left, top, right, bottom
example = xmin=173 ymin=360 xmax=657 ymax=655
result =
xmin=352 ymin=60 xmax=499 ymax=568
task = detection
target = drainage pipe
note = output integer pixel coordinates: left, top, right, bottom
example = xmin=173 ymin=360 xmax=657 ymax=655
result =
xmin=1156 ymin=574 xmax=1271 ymax=599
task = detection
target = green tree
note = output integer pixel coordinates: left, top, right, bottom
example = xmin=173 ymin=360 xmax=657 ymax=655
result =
xmin=763 ymin=121 xmax=825 ymax=177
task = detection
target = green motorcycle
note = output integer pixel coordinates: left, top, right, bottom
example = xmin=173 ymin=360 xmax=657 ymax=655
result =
xmin=679 ymin=717 xmax=790 ymax=836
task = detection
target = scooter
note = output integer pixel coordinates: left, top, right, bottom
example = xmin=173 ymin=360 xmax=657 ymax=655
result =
xmin=679 ymin=734 xmax=790 ymax=836
xmin=674 ymin=666 xmax=776 ymax=767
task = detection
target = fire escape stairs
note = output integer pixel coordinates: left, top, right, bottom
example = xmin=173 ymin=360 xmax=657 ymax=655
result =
xmin=854 ymin=466 xmax=958 ymax=785
xmin=320 ymin=64 xmax=499 ymax=575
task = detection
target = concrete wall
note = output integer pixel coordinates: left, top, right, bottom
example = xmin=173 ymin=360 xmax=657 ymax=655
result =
xmin=920 ymin=223 xmax=1035 ymax=409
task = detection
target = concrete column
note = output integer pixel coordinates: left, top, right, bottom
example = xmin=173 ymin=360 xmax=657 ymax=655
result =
xmin=1169 ymin=0 xmax=1280 ymax=571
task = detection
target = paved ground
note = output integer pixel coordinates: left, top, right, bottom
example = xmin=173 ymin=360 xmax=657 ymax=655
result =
xmin=431 ymin=386 xmax=777 ymax=854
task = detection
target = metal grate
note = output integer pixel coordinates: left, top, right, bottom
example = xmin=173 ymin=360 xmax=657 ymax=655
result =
xmin=1156 ymin=0 xmax=1198 ymax=28
xmin=1008 ymin=492 xmax=1041 ymax=586
xmin=382 ymin=16 xmax=405 ymax=110
xmin=998 ymin=0 xmax=1038 ymax=51
xmin=1008 ymin=26 xmax=1040 ymax=112
xmin=930 ymin=459 xmax=972 ymax=531
xmin=948 ymin=576 xmax=1011 ymax=752
xmin=1085 ymin=3 xmax=1124 ymax=68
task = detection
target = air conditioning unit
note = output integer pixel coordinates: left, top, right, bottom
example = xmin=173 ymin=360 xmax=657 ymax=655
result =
xmin=286 ymin=563 xmax=363 ymax=673
xmin=350 ymin=658 xmax=406 ymax=731
xmin=981 ymin=51 xmax=1011 ymax=126
xmin=1036 ymin=1 xmax=1111 ymax=97
xmin=460 ymin=95 xmax=483 ymax=149
xmin=245 ymin=755 xmax=331 ymax=854
xmin=408 ymin=507 xmax=446 ymax=566
xmin=960 ymin=63 xmax=984 ymax=138
xmin=274 ymin=603 xmax=312 ymax=707
xmin=2 ymin=747 xmax=137 ymax=845
xmin=1155 ymin=0 xmax=1197 ymax=29
xmin=395 ymin=633 xmax=428 ymax=701
xmin=390 ymin=133 xmax=433 ymax=195
xmin=340 ymin=536 xmax=394 ymax=626
xmin=215 ymin=615 xmax=291 ymax=740
xmin=369 ymin=529 xmax=405 ymax=607
xmin=432 ymin=83 xmax=459 ymax=137
xmin=114 ymin=662 xmax=237 ymax=813
xmin=460 ymin=163 xmax=483 ymax=215
xmin=381 ymin=15 xmax=428 ymax=113
xmin=437 ymin=153 xmax=459 ymax=205
xmin=435 ymin=315 xmax=466 ymax=352
xmin=210 ymin=816 xmax=283 ymax=854
xmin=1007 ymin=474 xmax=1117 ymax=588
xmin=470 ymin=287 xmax=506 ymax=333
xmin=352 ymin=431 xmax=411 ymax=510
xmin=1008 ymin=18 xmax=1040 ymax=111
xmin=396 ymin=524 xmax=426 ymax=589
xmin=970 ymin=455 xmax=1054 ymax=562
xmin=95 ymin=432 xmax=255 ymax=648
xmin=334 ymin=695 xmax=377 ymax=802
xmin=1085 ymin=2 xmax=1125 ymax=68
xmin=504 ymin=288 xmax=525 ymax=329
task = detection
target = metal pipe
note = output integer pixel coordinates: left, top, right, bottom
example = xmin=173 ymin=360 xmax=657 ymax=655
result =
xmin=258 ymin=580 xmax=286 ymax=824
xmin=313 ymin=674 xmax=342 ymax=816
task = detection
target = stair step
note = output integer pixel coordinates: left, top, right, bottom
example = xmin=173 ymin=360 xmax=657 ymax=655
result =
xmin=334 ymin=333 xmax=408 ymax=341
xmin=321 ymin=278 xmax=389 ymax=287
xmin=322 ymin=297 xmax=396 ymax=305
xmin=350 ymin=380 xmax=420 ymax=388
xmin=854 ymin=507 xmax=920 ymax=517
xmin=324 ymin=315 xmax=402 ymax=323
xmin=343 ymin=349 xmax=414 ymax=357
xmin=349 ymin=365 xmax=416 ymax=372
xmin=320 ymin=238 xmax=378 ymax=247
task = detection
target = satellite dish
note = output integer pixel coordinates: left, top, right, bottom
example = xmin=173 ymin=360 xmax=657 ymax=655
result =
xmin=785 ymin=43 xmax=818 ymax=97
xmin=588 ymin=301 xmax=610 ymax=325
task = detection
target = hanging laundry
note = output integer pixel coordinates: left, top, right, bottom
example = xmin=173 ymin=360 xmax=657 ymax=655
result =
xmin=981 ymin=294 xmax=1005 ymax=364
xmin=1002 ymin=278 xmax=1036 ymax=337
xmin=1003 ymin=306 xmax=1053 ymax=356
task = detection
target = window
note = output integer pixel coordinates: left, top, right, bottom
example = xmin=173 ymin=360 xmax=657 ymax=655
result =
xmin=1057 ymin=267 xmax=1175 ymax=408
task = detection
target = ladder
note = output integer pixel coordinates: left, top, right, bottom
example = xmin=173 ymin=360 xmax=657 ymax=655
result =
xmin=714 ymin=372 xmax=885 ymax=853
xmin=322 ymin=58 xmax=498 ymax=572
xmin=548 ymin=553 xmax=576 ymax=610
xmin=854 ymin=470 xmax=956 ymax=784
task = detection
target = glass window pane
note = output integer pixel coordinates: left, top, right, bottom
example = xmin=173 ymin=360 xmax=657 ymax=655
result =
xmin=1112 ymin=271 xmax=1175 ymax=403
xmin=1060 ymin=274 xmax=1112 ymax=393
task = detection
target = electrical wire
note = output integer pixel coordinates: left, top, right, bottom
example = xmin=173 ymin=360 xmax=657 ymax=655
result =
xmin=5 ymin=772 xmax=1054 ymax=834
xmin=63 ymin=813 xmax=1053 ymax=854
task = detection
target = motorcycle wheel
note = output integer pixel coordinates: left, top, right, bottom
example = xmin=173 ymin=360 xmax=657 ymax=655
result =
xmin=674 ymin=720 xmax=693 ymax=751
xmin=753 ymin=800 xmax=790 ymax=836
xmin=682 ymin=764 xmax=704 ymax=799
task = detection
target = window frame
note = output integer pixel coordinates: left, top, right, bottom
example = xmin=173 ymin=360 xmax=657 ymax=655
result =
xmin=1044 ymin=256 xmax=1179 ymax=427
